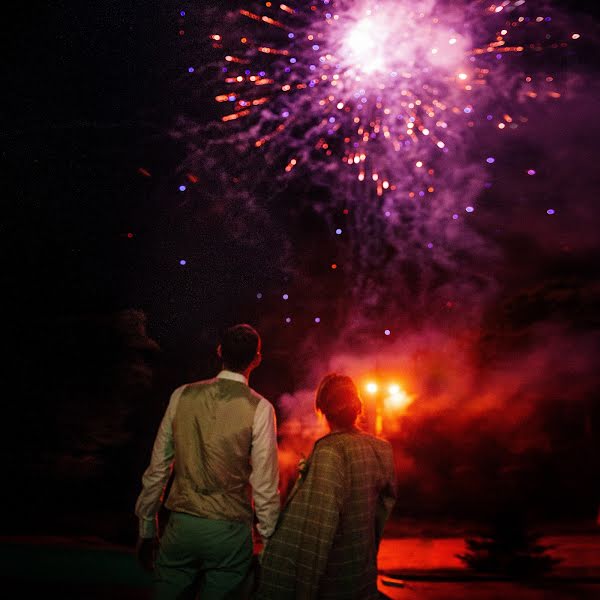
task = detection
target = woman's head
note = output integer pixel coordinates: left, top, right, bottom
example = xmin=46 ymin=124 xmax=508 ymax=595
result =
xmin=315 ymin=373 xmax=363 ymax=429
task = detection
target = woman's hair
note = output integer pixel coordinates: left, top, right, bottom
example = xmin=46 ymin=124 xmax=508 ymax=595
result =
xmin=315 ymin=373 xmax=362 ymax=429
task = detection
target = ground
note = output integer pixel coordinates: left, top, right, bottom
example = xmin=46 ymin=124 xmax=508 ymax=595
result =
xmin=2 ymin=524 xmax=599 ymax=599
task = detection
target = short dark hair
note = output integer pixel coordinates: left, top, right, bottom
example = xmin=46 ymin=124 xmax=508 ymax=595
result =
xmin=315 ymin=373 xmax=362 ymax=429
xmin=220 ymin=324 xmax=261 ymax=372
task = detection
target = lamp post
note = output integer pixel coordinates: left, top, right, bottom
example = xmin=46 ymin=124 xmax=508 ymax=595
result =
xmin=365 ymin=380 xmax=411 ymax=437
xmin=365 ymin=381 xmax=383 ymax=436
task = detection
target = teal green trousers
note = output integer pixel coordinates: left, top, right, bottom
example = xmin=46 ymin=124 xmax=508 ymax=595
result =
xmin=154 ymin=512 xmax=253 ymax=600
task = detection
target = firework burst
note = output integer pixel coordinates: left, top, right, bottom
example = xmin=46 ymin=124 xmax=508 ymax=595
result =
xmin=175 ymin=0 xmax=580 ymax=333
xmin=201 ymin=0 xmax=566 ymax=202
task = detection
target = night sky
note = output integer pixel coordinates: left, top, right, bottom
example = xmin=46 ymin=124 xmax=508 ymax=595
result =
xmin=4 ymin=0 xmax=600 ymax=542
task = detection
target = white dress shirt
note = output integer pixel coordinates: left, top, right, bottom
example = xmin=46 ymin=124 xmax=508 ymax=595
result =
xmin=135 ymin=370 xmax=280 ymax=541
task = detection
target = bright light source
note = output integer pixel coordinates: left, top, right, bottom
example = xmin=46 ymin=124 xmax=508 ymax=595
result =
xmin=366 ymin=382 xmax=378 ymax=394
xmin=344 ymin=19 xmax=383 ymax=73
xmin=384 ymin=383 xmax=412 ymax=412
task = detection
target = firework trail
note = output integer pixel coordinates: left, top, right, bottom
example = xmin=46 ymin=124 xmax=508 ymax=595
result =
xmin=177 ymin=0 xmax=579 ymax=330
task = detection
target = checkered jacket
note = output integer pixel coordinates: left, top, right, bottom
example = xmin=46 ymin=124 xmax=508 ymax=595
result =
xmin=256 ymin=429 xmax=396 ymax=599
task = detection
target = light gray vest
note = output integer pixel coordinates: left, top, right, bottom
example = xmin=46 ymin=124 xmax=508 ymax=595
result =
xmin=165 ymin=378 xmax=261 ymax=524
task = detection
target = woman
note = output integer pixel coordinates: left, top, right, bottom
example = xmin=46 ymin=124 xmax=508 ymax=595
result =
xmin=256 ymin=374 xmax=397 ymax=599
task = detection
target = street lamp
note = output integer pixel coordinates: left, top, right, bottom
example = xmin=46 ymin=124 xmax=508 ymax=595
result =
xmin=366 ymin=382 xmax=379 ymax=394
xmin=364 ymin=379 xmax=412 ymax=436
xmin=365 ymin=381 xmax=383 ymax=436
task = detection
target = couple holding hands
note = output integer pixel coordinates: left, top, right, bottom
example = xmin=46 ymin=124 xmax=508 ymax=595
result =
xmin=135 ymin=324 xmax=396 ymax=599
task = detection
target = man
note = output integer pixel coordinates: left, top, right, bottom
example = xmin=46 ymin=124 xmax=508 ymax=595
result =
xmin=135 ymin=324 xmax=280 ymax=599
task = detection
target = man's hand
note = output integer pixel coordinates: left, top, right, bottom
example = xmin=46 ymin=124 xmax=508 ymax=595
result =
xmin=135 ymin=537 xmax=159 ymax=573
xmin=257 ymin=536 xmax=271 ymax=564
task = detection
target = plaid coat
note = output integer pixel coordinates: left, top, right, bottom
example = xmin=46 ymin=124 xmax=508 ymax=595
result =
xmin=255 ymin=429 xmax=396 ymax=599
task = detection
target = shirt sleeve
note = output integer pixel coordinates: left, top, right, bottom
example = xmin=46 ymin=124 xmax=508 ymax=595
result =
xmin=249 ymin=397 xmax=280 ymax=541
xmin=134 ymin=385 xmax=184 ymax=538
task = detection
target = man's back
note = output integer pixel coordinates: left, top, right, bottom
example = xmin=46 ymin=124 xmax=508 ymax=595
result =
xmin=166 ymin=378 xmax=262 ymax=524
xmin=134 ymin=324 xmax=279 ymax=599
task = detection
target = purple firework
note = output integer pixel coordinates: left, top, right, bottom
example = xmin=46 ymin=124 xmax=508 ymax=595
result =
xmin=176 ymin=0 xmax=581 ymax=330
xmin=201 ymin=0 xmax=568 ymax=201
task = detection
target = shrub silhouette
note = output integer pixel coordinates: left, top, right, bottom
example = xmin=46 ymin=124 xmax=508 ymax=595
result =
xmin=457 ymin=513 xmax=560 ymax=578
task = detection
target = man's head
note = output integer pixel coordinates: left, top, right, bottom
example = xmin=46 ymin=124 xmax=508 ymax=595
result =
xmin=315 ymin=373 xmax=363 ymax=429
xmin=218 ymin=324 xmax=262 ymax=374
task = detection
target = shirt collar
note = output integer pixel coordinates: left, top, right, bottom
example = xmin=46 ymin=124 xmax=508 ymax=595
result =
xmin=217 ymin=369 xmax=248 ymax=385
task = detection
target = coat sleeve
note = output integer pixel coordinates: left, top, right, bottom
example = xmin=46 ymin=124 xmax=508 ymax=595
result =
xmin=293 ymin=443 xmax=346 ymax=599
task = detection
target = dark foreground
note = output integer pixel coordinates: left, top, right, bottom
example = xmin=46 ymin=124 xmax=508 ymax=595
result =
xmin=2 ymin=533 xmax=599 ymax=599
